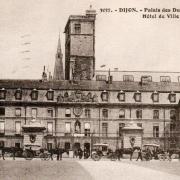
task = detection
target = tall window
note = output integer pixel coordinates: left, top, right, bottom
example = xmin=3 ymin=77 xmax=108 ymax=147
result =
xmin=102 ymin=123 xmax=108 ymax=137
xmin=169 ymin=93 xmax=176 ymax=103
xmin=117 ymin=91 xmax=125 ymax=102
xmin=119 ymin=123 xmax=125 ymax=137
xmin=153 ymin=110 xmax=159 ymax=119
xmin=15 ymin=89 xmax=22 ymax=100
xmin=119 ymin=109 xmax=125 ymax=118
xmin=65 ymin=108 xmax=71 ymax=117
xmin=85 ymin=108 xmax=91 ymax=118
xmin=15 ymin=108 xmax=21 ymax=117
xmin=136 ymin=109 xmax=142 ymax=119
xmin=134 ymin=92 xmax=141 ymax=102
xmin=47 ymin=109 xmax=53 ymax=118
xmin=153 ymin=125 xmax=159 ymax=138
xmin=84 ymin=123 xmax=90 ymax=137
xmin=31 ymin=89 xmax=38 ymax=100
xmin=101 ymin=91 xmax=108 ymax=102
xmin=0 ymin=121 xmax=5 ymax=135
xmin=152 ymin=92 xmax=159 ymax=102
xmin=47 ymin=122 xmax=53 ymax=135
xmin=15 ymin=122 xmax=21 ymax=135
xmin=0 ymin=107 xmax=5 ymax=116
xmin=31 ymin=108 xmax=37 ymax=118
xmin=170 ymin=109 xmax=176 ymax=120
xmin=65 ymin=123 xmax=71 ymax=133
xmin=170 ymin=123 xmax=176 ymax=137
xmin=0 ymin=88 xmax=6 ymax=100
xmin=123 ymin=75 xmax=134 ymax=82
xmin=102 ymin=109 xmax=108 ymax=119
xmin=46 ymin=89 xmax=54 ymax=100
xmin=74 ymin=23 xmax=81 ymax=34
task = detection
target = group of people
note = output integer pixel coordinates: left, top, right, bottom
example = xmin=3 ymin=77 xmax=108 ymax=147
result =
xmin=73 ymin=147 xmax=90 ymax=159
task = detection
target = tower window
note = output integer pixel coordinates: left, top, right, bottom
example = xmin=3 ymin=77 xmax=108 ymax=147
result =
xmin=74 ymin=23 xmax=81 ymax=34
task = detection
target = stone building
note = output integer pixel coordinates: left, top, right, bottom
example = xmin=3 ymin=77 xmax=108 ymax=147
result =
xmin=0 ymin=8 xmax=179 ymax=152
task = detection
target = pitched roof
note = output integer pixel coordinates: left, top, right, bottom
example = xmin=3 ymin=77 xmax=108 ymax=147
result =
xmin=0 ymin=79 xmax=180 ymax=92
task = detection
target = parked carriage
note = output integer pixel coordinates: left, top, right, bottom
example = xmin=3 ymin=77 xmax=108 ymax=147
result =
xmin=91 ymin=143 xmax=117 ymax=161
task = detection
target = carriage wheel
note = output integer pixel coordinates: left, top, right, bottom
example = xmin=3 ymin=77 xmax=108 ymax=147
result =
xmin=158 ymin=154 xmax=164 ymax=161
xmin=40 ymin=153 xmax=50 ymax=161
xmin=92 ymin=153 xmax=101 ymax=161
xmin=110 ymin=154 xmax=117 ymax=161
xmin=23 ymin=151 xmax=34 ymax=160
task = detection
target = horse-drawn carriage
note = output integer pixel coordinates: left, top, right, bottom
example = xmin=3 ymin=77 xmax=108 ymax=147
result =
xmin=0 ymin=145 xmax=51 ymax=160
xmin=91 ymin=143 xmax=118 ymax=161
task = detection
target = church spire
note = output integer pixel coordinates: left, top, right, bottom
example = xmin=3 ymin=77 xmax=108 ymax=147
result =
xmin=53 ymin=33 xmax=64 ymax=80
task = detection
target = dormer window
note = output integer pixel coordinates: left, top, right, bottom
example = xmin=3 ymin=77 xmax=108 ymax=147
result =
xmin=169 ymin=92 xmax=176 ymax=103
xmin=134 ymin=91 xmax=141 ymax=102
xmin=152 ymin=91 xmax=159 ymax=102
xmin=46 ymin=89 xmax=54 ymax=100
xmin=0 ymin=88 xmax=6 ymax=100
xmin=117 ymin=91 xmax=125 ymax=102
xmin=101 ymin=90 xmax=108 ymax=102
xmin=31 ymin=89 xmax=38 ymax=100
xmin=15 ymin=88 xmax=22 ymax=100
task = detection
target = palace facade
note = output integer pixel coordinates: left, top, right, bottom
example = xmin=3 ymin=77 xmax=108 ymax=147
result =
xmin=0 ymin=8 xmax=180 ymax=152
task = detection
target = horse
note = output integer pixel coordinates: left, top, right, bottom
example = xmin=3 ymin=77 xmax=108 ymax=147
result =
xmin=116 ymin=146 xmax=140 ymax=160
xmin=48 ymin=148 xmax=68 ymax=160
xmin=0 ymin=147 xmax=23 ymax=160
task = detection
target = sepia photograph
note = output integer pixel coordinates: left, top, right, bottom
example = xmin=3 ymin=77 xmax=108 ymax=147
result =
xmin=0 ymin=0 xmax=180 ymax=179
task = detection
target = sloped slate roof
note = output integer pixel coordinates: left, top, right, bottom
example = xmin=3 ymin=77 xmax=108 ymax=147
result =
xmin=0 ymin=79 xmax=180 ymax=92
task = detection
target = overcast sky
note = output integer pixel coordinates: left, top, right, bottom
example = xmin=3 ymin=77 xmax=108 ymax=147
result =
xmin=0 ymin=0 xmax=180 ymax=79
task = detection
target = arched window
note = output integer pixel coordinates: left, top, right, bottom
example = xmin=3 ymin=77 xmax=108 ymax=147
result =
xmin=119 ymin=109 xmax=125 ymax=118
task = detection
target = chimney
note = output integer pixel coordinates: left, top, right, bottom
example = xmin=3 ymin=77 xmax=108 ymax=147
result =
xmin=42 ymin=66 xmax=47 ymax=81
xmin=86 ymin=5 xmax=96 ymax=18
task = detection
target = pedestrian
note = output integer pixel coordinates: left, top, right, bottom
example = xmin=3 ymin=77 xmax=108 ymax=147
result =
xmin=56 ymin=147 xmax=59 ymax=160
xmin=115 ymin=149 xmax=122 ymax=161
xmin=50 ymin=149 xmax=53 ymax=160
xmin=12 ymin=147 xmax=15 ymax=160
xmin=78 ymin=147 xmax=83 ymax=159
xmin=2 ymin=148 xmax=5 ymax=160
xmin=136 ymin=148 xmax=142 ymax=161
